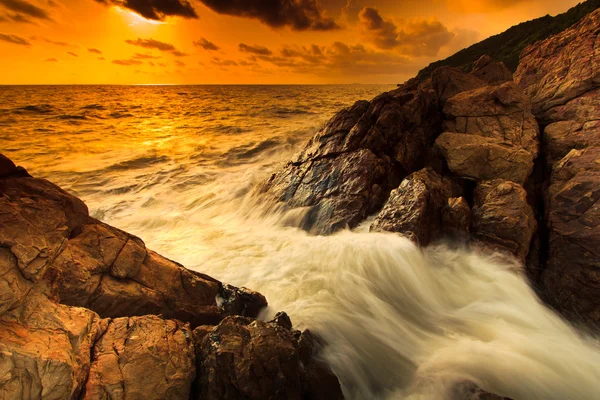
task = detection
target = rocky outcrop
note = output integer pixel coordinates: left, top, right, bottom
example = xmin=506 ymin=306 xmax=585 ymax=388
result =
xmin=370 ymin=168 xmax=455 ymax=246
xmin=193 ymin=314 xmax=343 ymax=400
xmin=436 ymin=81 xmax=539 ymax=185
xmin=0 ymin=155 xmax=344 ymax=399
xmin=442 ymin=197 xmax=471 ymax=238
xmin=84 ymin=316 xmax=196 ymax=400
xmin=470 ymin=55 xmax=514 ymax=86
xmin=472 ymin=180 xmax=537 ymax=262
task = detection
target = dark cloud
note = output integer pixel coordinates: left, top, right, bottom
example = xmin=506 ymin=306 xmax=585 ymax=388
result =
xmin=212 ymin=57 xmax=238 ymax=67
xmin=193 ymin=37 xmax=219 ymax=51
xmin=94 ymin=0 xmax=197 ymax=21
xmin=239 ymin=43 xmax=272 ymax=56
xmin=44 ymin=57 xmax=58 ymax=62
xmin=358 ymin=7 xmax=454 ymax=57
xmin=67 ymin=51 xmax=78 ymax=56
xmin=31 ymin=36 xmax=73 ymax=46
xmin=199 ymin=0 xmax=339 ymax=31
xmin=171 ymin=50 xmax=188 ymax=57
xmin=174 ymin=60 xmax=184 ymax=67
xmin=88 ymin=48 xmax=102 ymax=54
xmin=0 ymin=0 xmax=51 ymax=20
xmin=125 ymin=37 xmax=175 ymax=51
xmin=0 ymin=13 xmax=35 ymax=23
xmin=0 ymin=32 xmax=30 ymax=45
xmin=112 ymin=58 xmax=143 ymax=66
xmin=133 ymin=52 xmax=160 ymax=59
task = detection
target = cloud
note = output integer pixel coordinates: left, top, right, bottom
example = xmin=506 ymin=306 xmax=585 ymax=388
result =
xmin=193 ymin=37 xmax=219 ymax=51
xmin=171 ymin=50 xmax=188 ymax=57
xmin=174 ymin=60 xmax=184 ymax=67
xmin=212 ymin=57 xmax=238 ymax=67
xmin=446 ymin=0 xmax=527 ymax=12
xmin=125 ymin=37 xmax=174 ymax=51
xmin=31 ymin=36 xmax=73 ymax=46
xmin=88 ymin=48 xmax=102 ymax=54
xmin=358 ymin=7 xmax=454 ymax=57
xmin=0 ymin=12 xmax=35 ymax=23
xmin=133 ymin=52 xmax=160 ymax=59
xmin=94 ymin=0 xmax=197 ymax=21
xmin=239 ymin=43 xmax=272 ymax=56
xmin=0 ymin=0 xmax=51 ymax=20
xmin=44 ymin=57 xmax=58 ymax=62
xmin=199 ymin=0 xmax=339 ymax=31
xmin=67 ymin=51 xmax=77 ymax=56
xmin=112 ymin=58 xmax=143 ymax=65
xmin=98 ymin=56 xmax=105 ymax=60
xmin=0 ymin=32 xmax=30 ymax=45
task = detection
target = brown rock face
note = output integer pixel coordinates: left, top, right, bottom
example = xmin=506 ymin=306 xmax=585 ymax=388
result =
xmin=436 ymin=81 xmax=539 ymax=185
xmin=514 ymin=9 xmax=600 ymax=122
xmin=84 ymin=315 xmax=196 ymax=400
xmin=442 ymin=197 xmax=471 ymax=238
xmin=193 ymin=315 xmax=343 ymax=400
xmin=0 ymin=293 xmax=106 ymax=399
xmin=431 ymin=66 xmax=487 ymax=104
xmin=472 ymin=180 xmax=537 ymax=261
xmin=470 ymin=55 xmax=513 ymax=86
xmin=543 ymin=148 xmax=600 ymax=323
xmin=370 ymin=168 xmax=453 ymax=246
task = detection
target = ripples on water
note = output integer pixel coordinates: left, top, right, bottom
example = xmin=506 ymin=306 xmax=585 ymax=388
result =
xmin=1 ymin=85 xmax=600 ymax=399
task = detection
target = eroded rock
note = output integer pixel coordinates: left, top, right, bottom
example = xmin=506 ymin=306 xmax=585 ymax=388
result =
xmin=470 ymin=55 xmax=513 ymax=86
xmin=442 ymin=197 xmax=471 ymax=238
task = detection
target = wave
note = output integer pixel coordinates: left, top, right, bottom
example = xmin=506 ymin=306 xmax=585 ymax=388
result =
xmin=103 ymin=154 xmax=169 ymax=172
xmin=13 ymin=104 xmax=54 ymax=114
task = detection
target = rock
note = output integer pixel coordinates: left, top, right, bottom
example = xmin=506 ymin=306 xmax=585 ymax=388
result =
xmin=472 ymin=180 xmax=537 ymax=261
xmin=435 ymin=133 xmax=535 ymax=185
xmin=0 ymin=293 xmax=106 ymax=399
xmin=259 ymin=82 xmax=442 ymax=234
xmin=543 ymin=148 xmax=600 ymax=324
xmin=0 ymin=154 xmax=30 ymax=179
xmin=193 ymin=315 xmax=343 ymax=400
xmin=83 ymin=315 xmax=195 ymax=400
xmin=437 ymin=81 xmax=539 ymax=184
xmin=431 ymin=66 xmax=487 ymax=104
xmin=442 ymin=196 xmax=471 ymax=237
xmin=514 ymin=9 xmax=600 ymax=122
xmin=470 ymin=55 xmax=513 ymax=85
xmin=544 ymin=120 xmax=600 ymax=165
xmin=370 ymin=168 xmax=452 ymax=246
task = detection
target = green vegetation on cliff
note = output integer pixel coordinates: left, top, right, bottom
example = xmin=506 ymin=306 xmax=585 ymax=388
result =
xmin=413 ymin=0 xmax=600 ymax=81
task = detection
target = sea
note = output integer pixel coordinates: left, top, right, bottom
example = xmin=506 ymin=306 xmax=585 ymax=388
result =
xmin=1 ymin=85 xmax=600 ymax=399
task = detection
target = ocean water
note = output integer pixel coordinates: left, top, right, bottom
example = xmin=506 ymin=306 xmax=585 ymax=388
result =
xmin=2 ymin=85 xmax=600 ymax=399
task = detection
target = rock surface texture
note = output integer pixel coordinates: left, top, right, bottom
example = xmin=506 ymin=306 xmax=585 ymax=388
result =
xmin=0 ymin=157 xmax=343 ymax=399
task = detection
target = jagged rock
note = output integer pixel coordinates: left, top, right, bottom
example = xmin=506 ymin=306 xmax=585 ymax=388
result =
xmin=470 ymin=55 xmax=513 ymax=85
xmin=442 ymin=196 xmax=471 ymax=237
xmin=0 ymin=293 xmax=106 ymax=399
xmin=193 ymin=315 xmax=343 ymax=400
xmin=543 ymin=148 xmax=600 ymax=324
xmin=514 ymin=9 xmax=600 ymax=122
xmin=436 ymin=81 xmax=539 ymax=184
xmin=0 ymin=154 xmax=30 ymax=179
xmin=544 ymin=120 xmax=600 ymax=165
xmin=0 ymin=169 xmax=266 ymax=327
xmin=84 ymin=315 xmax=195 ymax=400
xmin=259 ymin=82 xmax=442 ymax=234
xmin=472 ymin=180 xmax=537 ymax=261
xmin=431 ymin=66 xmax=487 ymax=104
xmin=371 ymin=168 xmax=452 ymax=245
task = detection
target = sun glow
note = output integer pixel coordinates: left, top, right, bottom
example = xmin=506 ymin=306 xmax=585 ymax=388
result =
xmin=116 ymin=7 xmax=165 ymax=26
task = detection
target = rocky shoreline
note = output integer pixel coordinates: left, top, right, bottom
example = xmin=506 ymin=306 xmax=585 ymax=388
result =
xmin=0 ymin=7 xmax=598 ymax=400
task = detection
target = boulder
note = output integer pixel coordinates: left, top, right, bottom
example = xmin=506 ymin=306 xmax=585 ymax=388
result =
xmin=0 ymin=293 xmax=106 ymax=399
xmin=83 ymin=315 xmax=196 ymax=400
xmin=543 ymin=148 xmax=600 ymax=324
xmin=258 ymin=82 xmax=443 ymax=234
xmin=544 ymin=120 xmax=600 ymax=165
xmin=470 ymin=55 xmax=513 ymax=86
xmin=514 ymin=9 xmax=600 ymax=122
xmin=436 ymin=81 xmax=539 ymax=184
xmin=442 ymin=196 xmax=471 ymax=238
xmin=472 ymin=180 xmax=537 ymax=261
xmin=193 ymin=314 xmax=343 ymax=400
xmin=431 ymin=66 xmax=487 ymax=104
xmin=370 ymin=168 xmax=453 ymax=245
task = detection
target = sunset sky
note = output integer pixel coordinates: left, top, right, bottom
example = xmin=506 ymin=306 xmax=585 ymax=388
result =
xmin=0 ymin=0 xmax=581 ymax=84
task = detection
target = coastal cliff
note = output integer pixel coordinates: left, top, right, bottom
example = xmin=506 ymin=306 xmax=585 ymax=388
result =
xmin=260 ymin=8 xmax=600 ymax=326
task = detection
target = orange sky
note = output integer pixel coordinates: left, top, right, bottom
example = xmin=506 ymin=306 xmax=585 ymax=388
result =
xmin=0 ymin=0 xmax=581 ymax=84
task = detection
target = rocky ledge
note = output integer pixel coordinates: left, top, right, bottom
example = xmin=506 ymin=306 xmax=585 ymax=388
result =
xmin=0 ymin=155 xmax=343 ymax=399
xmin=259 ymin=9 xmax=600 ymax=326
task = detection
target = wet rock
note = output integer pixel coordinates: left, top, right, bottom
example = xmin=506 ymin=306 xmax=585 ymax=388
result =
xmin=193 ymin=315 xmax=343 ymax=400
xmin=470 ymin=55 xmax=513 ymax=86
xmin=436 ymin=81 xmax=539 ymax=184
xmin=442 ymin=196 xmax=471 ymax=237
xmin=84 ymin=315 xmax=195 ymax=400
xmin=371 ymin=168 xmax=452 ymax=246
xmin=543 ymin=148 xmax=600 ymax=324
xmin=259 ymin=83 xmax=442 ymax=234
xmin=472 ymin=180 xmax=537 ymax=261
xmin=0 ymin=293 xmax=106 ymax=399
xmin=431 ymin=66 xmax=487 ymax=104
xmin=514 ymin=9 xmax=600 ymax=123
xmin=0 ymin=154 xmax=30 ymax=179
